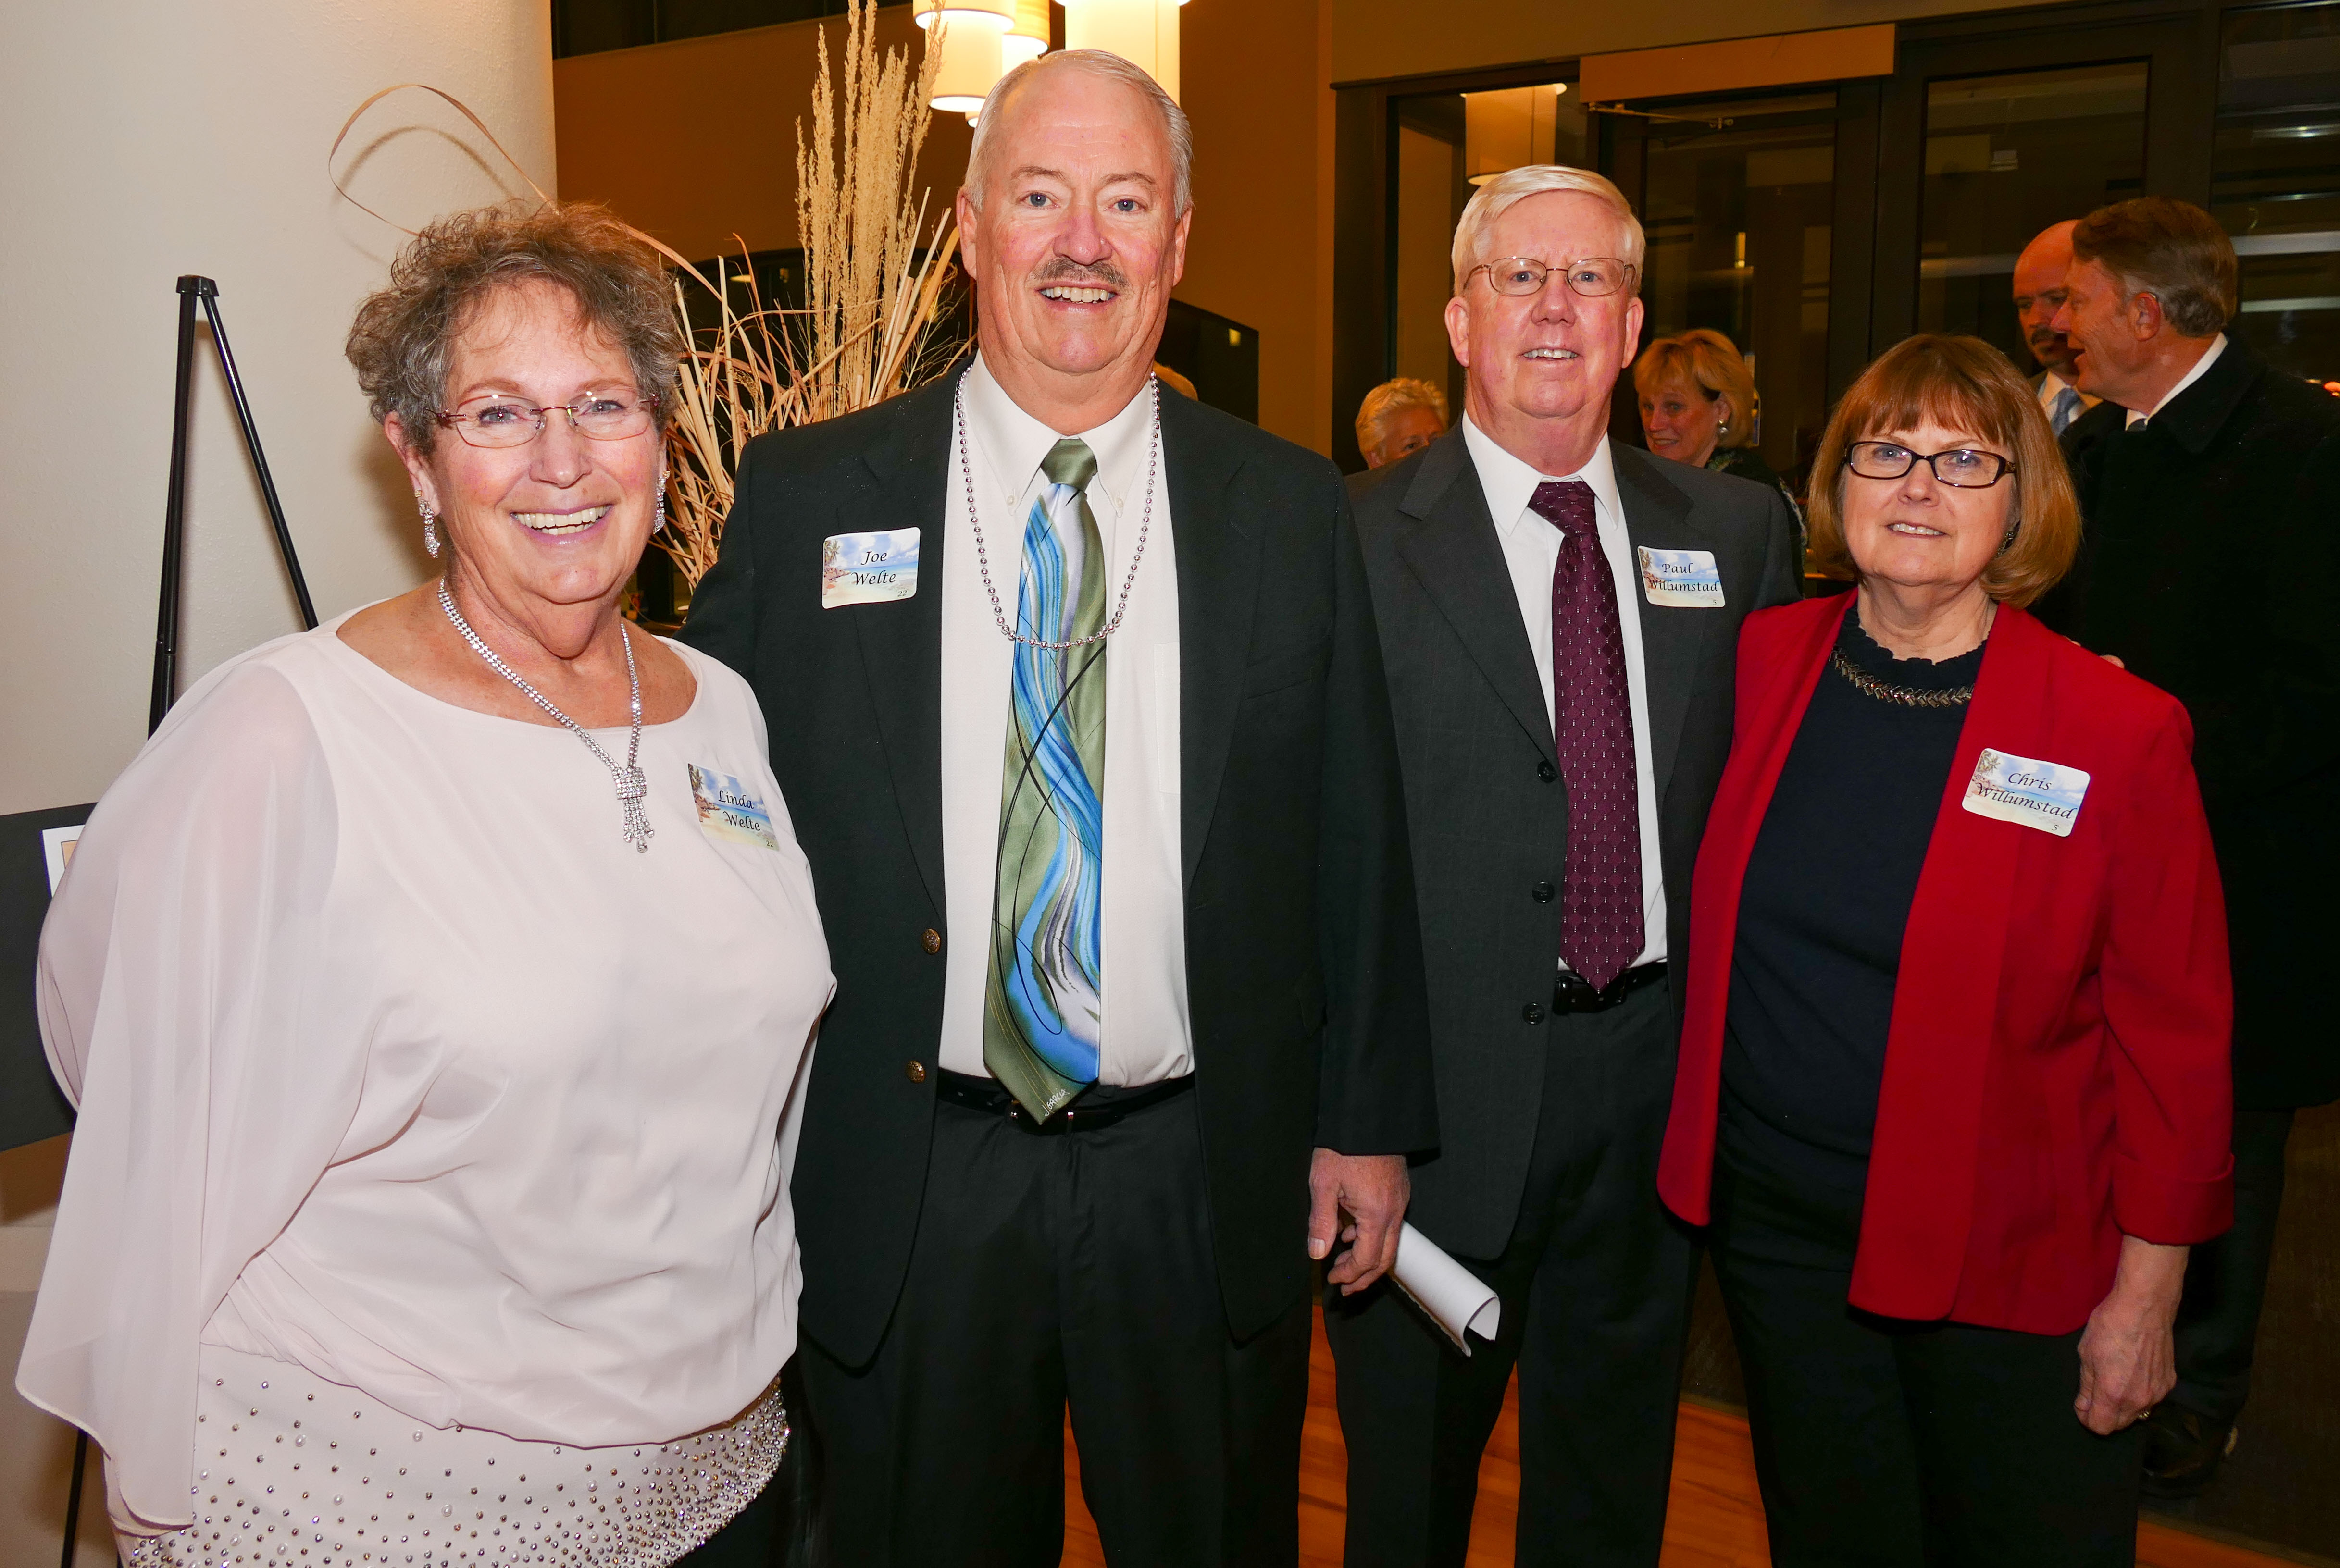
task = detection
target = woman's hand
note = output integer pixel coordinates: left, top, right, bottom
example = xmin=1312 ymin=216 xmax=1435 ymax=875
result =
xmin=2075 ymin=1235 xmax=2189 ymax=1434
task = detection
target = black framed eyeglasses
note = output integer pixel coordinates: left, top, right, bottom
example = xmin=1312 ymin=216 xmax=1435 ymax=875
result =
xmin=435 ymin=390 xmax=661 ymax=449
xmin=1466 ymin=256 xmax=1639 ymax=299
xmin=1845 ymin=441 xmax=2014 ymax=488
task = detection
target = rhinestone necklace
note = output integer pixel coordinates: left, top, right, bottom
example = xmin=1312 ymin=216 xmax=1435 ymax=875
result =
xmin=1829 ymin=646 xmax=1974 ymax=708
xmin=954 ymin=369 xmax=1159 ymax=650
xmin=437 ymin=579 xmax=653 ymax=852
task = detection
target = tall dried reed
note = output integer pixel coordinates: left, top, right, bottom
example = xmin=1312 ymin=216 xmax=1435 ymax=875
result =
xmin=657 ymin=0 xmax=964 ymax=590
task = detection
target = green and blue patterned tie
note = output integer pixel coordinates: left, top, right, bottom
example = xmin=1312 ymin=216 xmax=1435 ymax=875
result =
xmin=984 ymin=438 xmax=1108 ymax=1119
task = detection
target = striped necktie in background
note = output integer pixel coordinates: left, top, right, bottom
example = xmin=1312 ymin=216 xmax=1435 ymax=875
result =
xmin=985 ymin=438 xmax=1108 ymax=1119
xmin=2050 ymin=385 xmax=2083 ymax=435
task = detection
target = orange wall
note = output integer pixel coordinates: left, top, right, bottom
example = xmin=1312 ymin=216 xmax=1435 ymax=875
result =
xmin=554 ymin=4 xmax=1338 ymax=454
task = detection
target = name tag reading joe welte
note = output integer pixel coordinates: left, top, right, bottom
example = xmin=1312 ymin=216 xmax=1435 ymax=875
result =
xmin=821 ymin=528 xmax=920 ymax=608
xmin=1962 ymin=747 xmax=2091 ymax=838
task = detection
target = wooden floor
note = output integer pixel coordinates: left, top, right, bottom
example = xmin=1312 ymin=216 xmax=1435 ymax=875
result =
xmin=1060 ymin=1309 xmax=2292 ymax=1568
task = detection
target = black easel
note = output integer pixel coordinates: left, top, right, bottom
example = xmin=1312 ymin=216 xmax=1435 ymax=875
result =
xmin=149 ymin=275 xmax=320 ymax=733
xmin=58 ymin=274 xmax=323 ymax=1568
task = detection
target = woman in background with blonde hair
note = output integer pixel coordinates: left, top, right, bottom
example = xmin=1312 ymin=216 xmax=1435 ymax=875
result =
xmin=1636 ymin=329 xmax=1801 ymax=563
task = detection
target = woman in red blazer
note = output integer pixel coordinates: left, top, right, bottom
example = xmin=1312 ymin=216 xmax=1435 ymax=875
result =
xmin=1656 ymin=334 xmax=2232 ymax=1567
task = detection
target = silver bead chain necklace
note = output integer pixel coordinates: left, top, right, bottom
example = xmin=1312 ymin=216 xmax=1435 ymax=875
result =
xmin=954 ymin=369 xmax=1159 ymax=650
xmin=436 ymin=579 xmax=654 ymax=853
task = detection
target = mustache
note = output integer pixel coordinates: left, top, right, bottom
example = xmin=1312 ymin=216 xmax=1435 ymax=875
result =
xmin=1033 ymin=258 xmax=1128 ymax=290
xmin=2028 ymin=326 xmax=2066 ymax=349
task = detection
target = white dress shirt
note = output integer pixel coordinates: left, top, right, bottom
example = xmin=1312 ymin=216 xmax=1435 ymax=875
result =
xmin=1460 ymin=415 xmax=1668 ymax=969
xmin=937 ymin=355 xmax=1191 ymax=1084
xmin=2126 ymin=334 xmax=2228 ymax=429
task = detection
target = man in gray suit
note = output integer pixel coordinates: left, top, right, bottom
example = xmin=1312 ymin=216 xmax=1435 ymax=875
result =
xmin=1328 ymin=166 xmax=1801 ymax=1568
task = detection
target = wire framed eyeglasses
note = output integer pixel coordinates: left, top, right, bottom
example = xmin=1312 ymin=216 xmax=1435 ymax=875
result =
xmin=1465 ymin=257 xmax=1639 ymax=299
xmin=434 ymin=390 xmax=661 ymax=449
xmin=1845 ymin=441 xmax=2015 ymax=488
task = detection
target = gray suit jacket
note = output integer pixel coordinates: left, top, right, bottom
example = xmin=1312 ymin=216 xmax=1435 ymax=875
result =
xmin=1354 ymin=429 xmax=1801 ymax=1256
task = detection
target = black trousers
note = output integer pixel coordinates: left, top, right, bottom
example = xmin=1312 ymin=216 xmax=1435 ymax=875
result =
xmin=2171 ymin=1107 xmax=2296 ymax=1426
xmin=1324 ymin=981 xmax=1697 ymax=1568
xmin=797 ymin=1086 xmax=1312 ymax=1568
xmin=1708 ymin=1152 xmax=2142 ymax=1568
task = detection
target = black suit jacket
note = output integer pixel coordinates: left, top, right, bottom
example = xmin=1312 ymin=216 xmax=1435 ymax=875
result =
xmin=2042 ymin=339 xmax=2340 ymax=1110
xmin=681 ymin=373 xmax=1436 ymax=1364
xmin=1352 ymin=430 xmax=1801 ymax=1256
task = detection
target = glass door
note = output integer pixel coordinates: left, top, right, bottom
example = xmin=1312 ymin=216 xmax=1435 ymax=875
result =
xmin=2216 ymin=0 xmax=2340 ymax=392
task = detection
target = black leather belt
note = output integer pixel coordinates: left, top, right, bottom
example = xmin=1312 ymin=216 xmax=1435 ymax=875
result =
xmin=935 ymin=1068 xmax=1195 ymax=1133
xmin=1555 ymin=962 xmax=1669 ymax=1014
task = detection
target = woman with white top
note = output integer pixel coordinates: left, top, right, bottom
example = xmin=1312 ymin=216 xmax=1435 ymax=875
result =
xmin=18 ymin=201 xmax=833 ymax=1568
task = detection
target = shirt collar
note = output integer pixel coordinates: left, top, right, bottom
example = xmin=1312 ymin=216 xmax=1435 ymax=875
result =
xmin=962 ymin=352 xmax=1157 ymax=519
xmin=2125 ymin=334 xmax=2227 ymax=428
xmin=1460 ymin=413 xmax=1621 ymax=537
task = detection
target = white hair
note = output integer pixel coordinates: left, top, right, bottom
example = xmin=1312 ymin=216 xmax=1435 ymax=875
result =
xmin=964 ymin=50 xmax=1193 ymax=215
xmin=1450 ymin=165 xmax=1645 ymax=295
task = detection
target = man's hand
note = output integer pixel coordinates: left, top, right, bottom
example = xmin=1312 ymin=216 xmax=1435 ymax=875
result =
xmin=1308 ymin=1148 xmax=1409 ymax=1294
xmin=2075 ymin=1235 xmax=2187 ymax=1435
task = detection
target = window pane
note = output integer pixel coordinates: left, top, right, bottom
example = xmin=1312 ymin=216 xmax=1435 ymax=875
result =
xmin=1917 ymin=63 xmax=2148 ymax=364
xmin=2215 ymin=1 xmax=2340 ymax=392
xmin=1639 ymin=95 xmax=1836 ymax=485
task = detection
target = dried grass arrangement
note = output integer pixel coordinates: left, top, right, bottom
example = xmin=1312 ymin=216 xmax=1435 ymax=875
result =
xmin=657 ymin=0 xmax=965 ymax=590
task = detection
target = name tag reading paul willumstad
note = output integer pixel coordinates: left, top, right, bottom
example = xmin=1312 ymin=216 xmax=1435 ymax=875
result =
xmin=821 ymin=528 xmax=920 ymax=608
xmin=1636 ymin=546 xmax=1725 ymax=607
xmin=1961 ymin=747 xmax=2091 ymax=838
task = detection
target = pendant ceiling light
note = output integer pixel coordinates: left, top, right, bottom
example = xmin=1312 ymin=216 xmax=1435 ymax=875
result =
xmin=1060 ymin=0 xmax=1186 ymax=102
xmin=1002 ymin=0 xmax=1051 ymax=73
xmin=915 ymin=0 xmax=1015 ymax=115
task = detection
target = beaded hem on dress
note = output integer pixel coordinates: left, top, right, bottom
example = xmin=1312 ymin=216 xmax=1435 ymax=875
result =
xmin=126 ymin=1346 xmax=788 ymax=1568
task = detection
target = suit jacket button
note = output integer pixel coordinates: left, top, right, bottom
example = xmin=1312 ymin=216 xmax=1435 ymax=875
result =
xmin=1532 ymin=881 xmax=1555 ymax=902
xmin=906 ymin=1060 xmax=928 ymax=1083
xmin=921 ymin=928 xmax=943 ymax=954
xmin=1537 ymin=759 xmax=1558 ymax=782
xmin=1522 ymin=1002 xmax=1546 ymax=1024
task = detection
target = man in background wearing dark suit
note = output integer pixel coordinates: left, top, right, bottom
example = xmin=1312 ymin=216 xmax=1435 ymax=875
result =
xmin=2046 ymin=194 xmax=2340 ymax=1499
xmin=2013 ymin=219 xmax=2098 ymax=436
xmin=1328 ymin=166 xmax=1801 ymax=1568
xmin=683 ymin=49 xmax=1433 ymax=1566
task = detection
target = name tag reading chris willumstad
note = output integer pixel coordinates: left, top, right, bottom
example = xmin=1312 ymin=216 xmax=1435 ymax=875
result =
xmin=821 ymin=528 xmax=919 ymax=609
xmin=1961 ymin=748 xmax=2091 ymax=838
xmin=1636 ymin=547 xmax=1725 ymax=607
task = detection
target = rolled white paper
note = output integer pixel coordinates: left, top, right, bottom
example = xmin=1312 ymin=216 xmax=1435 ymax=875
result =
xmin=1387 ymin=1222 xmax=1502 ymax=1355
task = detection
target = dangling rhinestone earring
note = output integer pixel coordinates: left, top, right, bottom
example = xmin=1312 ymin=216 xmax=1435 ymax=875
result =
xmin=654 ymin=464 xmax=668 ymax=534
xmin=417 ymin=493 xmax=440 ymax=559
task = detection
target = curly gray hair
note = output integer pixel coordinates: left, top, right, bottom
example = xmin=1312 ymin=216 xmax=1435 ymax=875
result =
xmin=345 ymin=201 xmax=681 ymax=455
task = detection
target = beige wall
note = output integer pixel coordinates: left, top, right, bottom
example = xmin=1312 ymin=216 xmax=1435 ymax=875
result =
xmin=0 ymin=0 xmax=559 ymax=820
xmin=1327 ymin=0 xmax=2074 ymax=86
xmin=555 ymin=3 xmax=1342 ymax=453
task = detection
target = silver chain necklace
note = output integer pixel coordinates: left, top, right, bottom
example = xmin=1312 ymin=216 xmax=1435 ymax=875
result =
xmin=954 ymin=370 xmax=1159 ymax=650
xmin=437 ymin=579 xmax=653 ymax=853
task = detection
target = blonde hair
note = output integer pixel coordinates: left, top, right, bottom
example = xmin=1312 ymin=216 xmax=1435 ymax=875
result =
xmin=965 ymin=50 xmax=1193 ymax=214
xmin=1633 ymin=329 xmax=1757 ymax=450
xmin=1806 ymin=334 xmax=2079 ymax=607
xmin=1354 ymin=377 xmax=1450 ymax=454
xmin=1451 ymin=165 xmax=1644 ymax=296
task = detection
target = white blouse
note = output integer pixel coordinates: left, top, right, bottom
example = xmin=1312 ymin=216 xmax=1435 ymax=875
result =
xmin=17 ymin=615 xmax=834 ymax=1531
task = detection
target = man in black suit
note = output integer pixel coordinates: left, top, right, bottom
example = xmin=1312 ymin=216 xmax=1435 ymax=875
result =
xmin=1327 ymin=167 xmax=1801 ymax=1567
xmin=681 ymin=48 xmax=1433 ymax=1567
xmin=2044 ymin=195 xmax=2340 ymax=1498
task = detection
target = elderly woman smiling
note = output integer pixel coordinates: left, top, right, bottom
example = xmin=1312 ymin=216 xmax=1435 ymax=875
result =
xmin=18 ymin=203 xmax=831 ymax=1568
xmin=1656 ymin=334 xmax=2234 ymax=1566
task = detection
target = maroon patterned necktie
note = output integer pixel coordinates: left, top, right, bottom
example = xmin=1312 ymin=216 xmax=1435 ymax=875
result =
xmin=1529 ymin=479 xmax=1644 ymax=991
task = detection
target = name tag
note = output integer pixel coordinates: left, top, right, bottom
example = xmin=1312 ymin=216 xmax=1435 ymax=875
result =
xmin=690 ymin=764 xmax=781 ymax=849
xmin=1636 ymin=547 xmax=1725 ymax=607
xmin=821 ymin=528 xmax=920 ymax=608
xmin=1961 ymin=747 xmax=2090 ymax=838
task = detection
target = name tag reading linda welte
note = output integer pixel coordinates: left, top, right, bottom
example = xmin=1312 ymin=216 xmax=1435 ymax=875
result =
xmin=690 ymin=765 xmax=781 ymax=849
xmin=821 ymin=528 xmax=920 ymax=608
xmin=1961 ymin=747 xmax=2091 ymax=838
xmin=1636 ymin=547 xmax=1725 ymax=607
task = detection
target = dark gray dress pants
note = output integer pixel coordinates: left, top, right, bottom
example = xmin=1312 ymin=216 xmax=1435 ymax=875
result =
xmin=797 ymin=1088 xmax=1312 ymax=1568
xmin=1324 ymin=982 xmax=1697 ymax=1568
xmin=2171 ymin=1106 xmax=2298 ymax=1425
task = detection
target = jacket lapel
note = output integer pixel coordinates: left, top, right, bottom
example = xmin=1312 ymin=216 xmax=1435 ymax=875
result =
xmin=851 ymin=375 xmax=959 ymax=912
xmin=1851 ymin=605 xmax=2051 ymax=1321
xmin=1164 ymin=392 xmax=1261 ymax=887
xmin=1393 ymin=432 xmax=1556 ymax=762
xmin=1612 ymin=445 xmax=1717 ymax=808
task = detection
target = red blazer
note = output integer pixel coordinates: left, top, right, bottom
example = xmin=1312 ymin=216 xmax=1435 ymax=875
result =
xmin=1657 ymin=596 xmax=2234 ymax=1334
